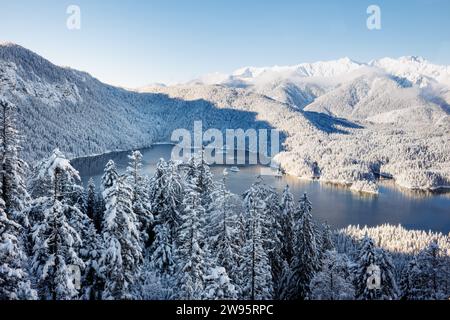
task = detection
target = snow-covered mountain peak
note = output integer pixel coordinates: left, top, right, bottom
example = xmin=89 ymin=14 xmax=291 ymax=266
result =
xmin=229 ymin=57 xmax=364 ymax=81
xmin=0 ymin=41 xmax=19 ymax=47
xmin=184 ymin=56 xmax=450 ymax=113
xmin=191 ymin=56 xmax=450 ymax=90
xmin=399 ymin=55 xmax=427 ymax=64
xmin=370 ymin=56 xmax=450 ymax=88
xmin=0 ymin=42 xmax=45 ymax=61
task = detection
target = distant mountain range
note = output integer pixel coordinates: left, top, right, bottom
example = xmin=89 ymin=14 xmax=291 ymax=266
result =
xmin=1 ymin=42 xmax=449 ymax=192
xmin=175 ymin=56 xmax=450 ymax=125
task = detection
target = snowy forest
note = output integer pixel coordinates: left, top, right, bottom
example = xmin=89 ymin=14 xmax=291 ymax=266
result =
xmin=1 ymin=99 xmax=449 ymax=301
xmin=1 ymin=43 xmax=449 ymax=196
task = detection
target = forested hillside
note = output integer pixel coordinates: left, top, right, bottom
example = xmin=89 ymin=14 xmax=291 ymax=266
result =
xmin=0 ymin=98 xmax=448 ymax=299
xmin=1 ymin=42 xmax=449 ymax=193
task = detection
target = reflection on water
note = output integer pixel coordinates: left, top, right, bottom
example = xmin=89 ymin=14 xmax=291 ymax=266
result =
xmin=72 ymin=145 xmax=450 ymax=234
xmin=379 ymin=178 xmax=450 ymax=199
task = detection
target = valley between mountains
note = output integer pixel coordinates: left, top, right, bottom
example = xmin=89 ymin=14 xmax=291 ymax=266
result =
xmin=1 ymin=42 xmax=449 ymax=194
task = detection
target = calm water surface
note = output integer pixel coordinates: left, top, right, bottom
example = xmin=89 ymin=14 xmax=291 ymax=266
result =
xmin=72 ymin=145 xmax=450 ymax=234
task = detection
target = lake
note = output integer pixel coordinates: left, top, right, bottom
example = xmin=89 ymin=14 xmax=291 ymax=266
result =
xmin=71 ymin=144 xmax=450 ymax=234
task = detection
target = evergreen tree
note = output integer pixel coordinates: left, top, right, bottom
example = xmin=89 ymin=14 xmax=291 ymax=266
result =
xmin=94 ymin=192 xmax=105 ymax=232
xmin=31 ymin=200 xmax=84 ymax=300
xmin=203 ymin=267 xmax=238 ymax=300
xmin=80 ymin=222 xmax=104 ymax=300
xmin=185 ymin=151 xmax=214 ymax=208
xmin=289 ymin=193 xmax=319 ymax=300
xmin=100 ymin=175 xmax=143 ymax=300
xmin=231 ymin=200 xmax=247 ymax=299
xmin=354 ymin=235 xmax=379 ymax=300
xmin=0 ymin=99 xmax=30 ymax=223
xmin=400 ymin=256 xmax=418 ymax=300
xmin=264 ymin=186 xmax=284 ymax=299
xmin=102 ymin=160 xmax=119 ymax=191
xmin=208 ymin=177 xmax=240 ymax=284
xmin=310 ymin=250 xmax=355 ymax=300
xmin=320 ymin=223 xmax=335 ymax=255
xmin=409 ymin=241 xmax=447 ymax=300
xmin=242 ymin=177 xmax=277 ymax=251
xmin=279 ymin=185 xmax=296 ymax=265
xmin=32 ymin=151 xmax=92 ymax=251
xmin=240 ymin=180 xmax=273 ymax=300
xmin=150 ymin=222 xmax=175 ymax=275
xmin=148 ymin=159 xmax=184 ymax=285
xmin=28 ymin=150 xmax=90 ymax=300
xmin=374 ymin=248 xmax=399 ymax=300
xmin=0 ymin=198 xmax=36 ymax=300
xmin=150 ymin=159 xmax=182 ymax=240
xmin=85 ymin=178 xmax=96 ymax=221
xmin=277 ymin=260 xmax=293 ymax=300
xmin=172 ymin=182 xmax=208 ymax=300
xmin=97 ymin=160 xmax=120 ymax=233
xmin=126 ymin=151 xmax=153 ymax=246
xmin=139 ymin=257 xmax=169 ymax=300
xmin=29 ymin=149 xmax=83 ymax=206
xmin=84 ymin=178 xmax=102 ymax=232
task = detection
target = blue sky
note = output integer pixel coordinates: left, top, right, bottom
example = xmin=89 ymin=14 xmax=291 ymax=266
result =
xmin=1 ymin=0 xmax=450 ymax=87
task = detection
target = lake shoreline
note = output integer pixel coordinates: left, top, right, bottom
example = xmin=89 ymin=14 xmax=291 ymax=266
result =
xmin=72 ymin=144 xmax=450 ymax=233
xmin=72 ymin=143 xmax=450 ymax=197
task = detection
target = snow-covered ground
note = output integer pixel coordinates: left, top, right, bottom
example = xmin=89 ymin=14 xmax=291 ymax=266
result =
xmin=1 ymin=43 xmax=449 ymax=193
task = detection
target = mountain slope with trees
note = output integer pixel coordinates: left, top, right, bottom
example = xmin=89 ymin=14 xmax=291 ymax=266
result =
xmin=1 ymin=42 xmax=449 ymax=193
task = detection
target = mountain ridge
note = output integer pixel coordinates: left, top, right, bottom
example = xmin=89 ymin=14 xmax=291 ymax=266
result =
xmin=1 ymin=43 xmax=449 ymax=193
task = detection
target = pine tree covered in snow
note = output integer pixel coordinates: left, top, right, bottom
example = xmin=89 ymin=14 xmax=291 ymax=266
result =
xmin=207 ymin=177 xmax=240 ymax=286
xmin=407 ymin=241 xmax=448 ymax=300
xmin=172 ymin=181 xmax=208 ymax=300
xmin=101 ymin=160 xmax=119 ymax=191
xmin=31 ymin=150 xmax=92 ymax=251
xmin=354 ymin=235 xmax=379 ymax=300
xmin=96 ymin=160 xmax=120 ymax=233
xmin=240 ymin=179 xmax=273 ymax=300
xmin=279 ymin=185 xmax=296 ymax=265
xmin=289 ymin=193 xmax=319 ymax=300
xmin=399 ymin=256 xmax=418 ymax=300
xmin=0 ymin=99 xmax=35 ymax=300
xmin=27 ymin=149 xmax=91 ymax=300
xmin=30 ymin=200 xmax=84 ymax=300
xmin=148 ymin=159 xmax=183 ymax=279
xmin=29 ymin=149 xmax=83 ymax=205
xmin=0 ymin=99 xmax=30 ymax=223
xmin=150 ymin=222 xmax=175 ymax=275
xmin=84 ymin=178 xmax=103 ymax=232
xmin=0 ymin=198 xmax=36 ymax=300
xmin=138 ymin=256 xmax=169 ymax=300
xmin=374 ymin=248 xmax=399 ymax=300
xmin=320 ymin=223 xmax=335 ymax=256
xmin=149 ymin=159 xmax=182 ymax=240
xmin=228 ymin=197 xmax=247 ymax=298
xmin=126 ymin=151 xmax=153 ymax=246
xmin=80 ymin=221 xmax=103 ymax=300
xmin=277 ymin=260 xmax=293 ymax=300
xmin=203 ymin=266 xmax=238 ymax=300
xmin=310 ymin=250 xmax=355 ymax=300
xmin=263 ymin=185 xmax=284 ymax=299
xmin=185 ymin=151 xmax=214 ymax=208
xmin=85 ymin=178 xmax=96 ymax=222
xmin=100 ymin=175 xmax=143 ymax=300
